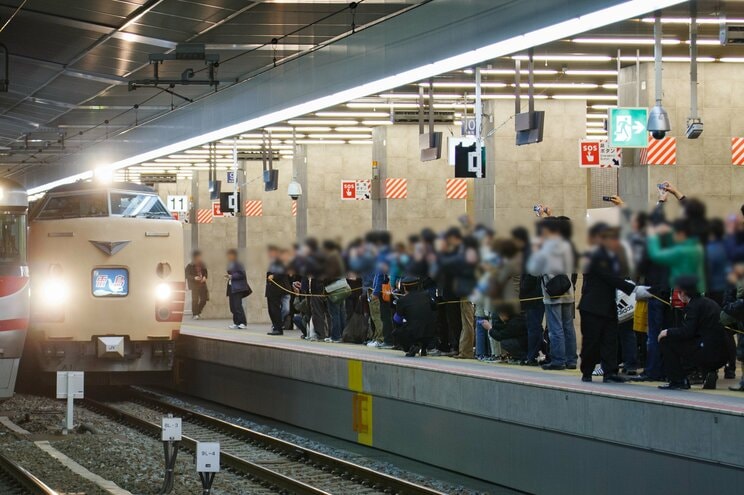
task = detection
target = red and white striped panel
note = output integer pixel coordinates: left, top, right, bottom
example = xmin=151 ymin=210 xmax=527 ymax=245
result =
xmin=244 ymin=200 xmax=263 ymax=217
xmin=732 ymin=137 xmax=744 ymax=165
xmin=445 ymin=178 xmax=468 ymax=199
xmin=384 ymin=178 xmax=408 ymax=199
xmin=641 ymin=136 xmax=677 ymax=165
xmin=196 ymin=209 xmax=212 ymax=224
xmin=291 ymin=200 xmax=297 ymax=217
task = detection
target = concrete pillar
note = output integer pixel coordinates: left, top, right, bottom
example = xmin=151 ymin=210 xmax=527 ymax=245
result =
xmin=294 ymin=145 xmax=308 ymax=242
xmin=372 ymin=126 xmax=388 ymax=230
xmin=190 ymin=173 xmax=200 ymax=249
xmin=237 ymin=159 xmax=247 ymax=250
xmin=617 ymin=63 xmax=651 ymax=210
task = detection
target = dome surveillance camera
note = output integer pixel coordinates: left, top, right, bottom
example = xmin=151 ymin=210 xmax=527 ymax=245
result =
xmin=647 ymin=104 xmax=670 ymax=140
xmin=287 ymin=179 xmax=302 ymax=200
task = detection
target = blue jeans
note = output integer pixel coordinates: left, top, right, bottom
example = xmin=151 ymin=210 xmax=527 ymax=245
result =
xmin=281 ymin=295 xmax=291 ymax=320
xmin=475 ymin=316 xmax=492 ymax=357
xmin=544 ymin=303 xmax=577 ymax=366
xmin=645 ymin=298 xmax=665 ymax=379
xmin=328 ymin=300 xmax=345 ymax=341
xmin=618 ymin=320 xmax=639 ymax=372
xmin=525 ymin=304 xmax=545 ymax=361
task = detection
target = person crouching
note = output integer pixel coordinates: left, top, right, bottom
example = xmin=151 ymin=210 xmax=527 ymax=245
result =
xmin=487 ymin=305 xmax=528 ymax=363
xmin=392 ymin=276 xmax=436 ymax=357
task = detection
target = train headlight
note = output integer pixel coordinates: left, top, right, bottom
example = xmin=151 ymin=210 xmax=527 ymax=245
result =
xmin=155 ymin=283 xmax=171 ymax=301
xmin=42 ymin=279 xmax=68 ymax=306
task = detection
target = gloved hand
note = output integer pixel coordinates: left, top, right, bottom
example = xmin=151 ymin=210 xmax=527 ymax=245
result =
xmin=634 ymin=285 xmax=653 ymax=300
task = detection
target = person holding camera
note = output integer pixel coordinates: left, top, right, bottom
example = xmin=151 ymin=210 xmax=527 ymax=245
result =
xmin=527 ymin=217 xmax=577 ymax=371
xmin=392 ymin=276 xmax=437 ymax=357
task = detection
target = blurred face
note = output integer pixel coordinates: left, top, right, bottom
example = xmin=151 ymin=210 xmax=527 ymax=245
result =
xmin=601 ymin=235 xmax=620 ymax=252
xmin=193 ymin=254 xmax=202 ymax=264
xmin=227 ymin=251 xmax=237 ymax=262
xmin=673 ymin=230 xmax=687 ymax=243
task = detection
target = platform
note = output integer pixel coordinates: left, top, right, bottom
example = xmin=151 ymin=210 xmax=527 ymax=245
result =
xmin=175 ymin=320 xmax=744 ymax=494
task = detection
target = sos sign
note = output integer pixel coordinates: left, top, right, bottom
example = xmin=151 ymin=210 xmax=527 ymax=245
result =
xmin=579 ymin=141 xmax=600 ymax=167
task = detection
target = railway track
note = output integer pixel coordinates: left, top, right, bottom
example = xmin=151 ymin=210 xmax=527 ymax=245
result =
xmin=85 ymin=392 xmax=447 ymax=495
xmin=0 ymin=452 xmax=58 ymax=495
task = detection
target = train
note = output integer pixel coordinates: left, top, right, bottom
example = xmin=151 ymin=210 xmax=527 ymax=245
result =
xmin=26 ymin=181 xmax=185 ymax=384
xmin=0 ymin=179 xmax=29 ymax=399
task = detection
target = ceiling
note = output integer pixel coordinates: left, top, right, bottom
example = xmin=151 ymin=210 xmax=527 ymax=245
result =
xmin=0 ymin=0 xmax=423 ymax=175
xmin=2 ymin=0 xmax=744 ymax=184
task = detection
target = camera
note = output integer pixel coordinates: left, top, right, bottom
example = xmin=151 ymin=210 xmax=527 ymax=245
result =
xmin=647 ymin=104 xmax=670 ymax=140
xmin=287 ymin=179 xmax=302 ymax=200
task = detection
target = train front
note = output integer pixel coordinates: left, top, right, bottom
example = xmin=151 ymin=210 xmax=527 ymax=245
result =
xmin=0 ymin=179 xmax=29 ymax=399
xmin=28 ymin=182 xmax=184 ymax=383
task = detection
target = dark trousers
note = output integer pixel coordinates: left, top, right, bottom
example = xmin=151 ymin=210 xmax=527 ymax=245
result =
xmin=525 ymin=304 xmax=545 ymax=361
xmin=380 ymin=298 xmax=394 ymax=345
xmin=229 ymin=292 xmax=247 ymax=325
xmin=267 ymin=295 xmax=283 ymax=331
xmin=191 ymin=285 xmax=208 ymax=316
xmin=661 ymin=337 xmax=710 ymax=383
xmin=580 ymin=311 xmax=619 ymax=377
xmin=439 ymin=302 xmax=462 ymax=353
xmin=310 ymin=297 xmax=329 ymax=339
xmin=500 ymin=338 xmax=527 ymax=360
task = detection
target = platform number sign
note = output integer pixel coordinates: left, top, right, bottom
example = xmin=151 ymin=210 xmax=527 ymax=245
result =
xmin=196 ymin=442 xmax=220 ymax=472
xmin=167 ymin=195 xmax=189 ymax=213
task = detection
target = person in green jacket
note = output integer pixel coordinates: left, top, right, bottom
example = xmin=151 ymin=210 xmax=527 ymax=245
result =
xmin=647 ymin=219 xmax=705 ymax=294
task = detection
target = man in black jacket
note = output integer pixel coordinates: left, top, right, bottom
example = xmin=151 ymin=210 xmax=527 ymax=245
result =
xmin=658 ymin=275 xmax=729 ymax=390
xmin=578 ymin=226 xmax=646 ymax=383
xmin=185 ymin=250 xmax=208 ymax=320
xmin=392 ymin=276 xmax=436 ymax=357
xmin=487 ymin=306 xmax=528 ymax=361
xmin=266 ymin=245 xmax=289 ymax=336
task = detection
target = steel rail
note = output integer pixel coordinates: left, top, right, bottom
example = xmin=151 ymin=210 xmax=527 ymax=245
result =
xmin=82 ymin=398 xmax=331 ymax=495
xmin=132 ymin=391 xmax=448 ymax=495
xmin=0 ymin=452 xmax=59 ymax=495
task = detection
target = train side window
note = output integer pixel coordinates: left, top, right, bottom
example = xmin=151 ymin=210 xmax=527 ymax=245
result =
xmin=37 ymin=193 xmax=109 ymax=220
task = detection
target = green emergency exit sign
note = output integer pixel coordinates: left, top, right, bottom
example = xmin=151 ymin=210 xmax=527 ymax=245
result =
xmin=608 ymin=107 xmax=648 ymax=148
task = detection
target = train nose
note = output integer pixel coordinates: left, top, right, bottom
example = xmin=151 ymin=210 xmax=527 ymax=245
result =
xmin=97 ymin=336 xmax=125 ymax=358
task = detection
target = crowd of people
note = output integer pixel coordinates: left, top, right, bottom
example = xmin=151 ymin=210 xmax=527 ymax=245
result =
xmin=184 ymin=181 xmax=744 ymax=392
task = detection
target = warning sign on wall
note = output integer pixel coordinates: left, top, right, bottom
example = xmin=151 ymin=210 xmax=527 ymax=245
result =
xmin=579 ymin=140 xmax=621 ymax=168
xmin=341 ymin=180 xmax=371 ymax=200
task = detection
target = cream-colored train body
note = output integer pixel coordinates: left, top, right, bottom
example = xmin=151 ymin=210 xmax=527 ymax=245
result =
xmin=28 ymin=182 xmax=184 ymax=378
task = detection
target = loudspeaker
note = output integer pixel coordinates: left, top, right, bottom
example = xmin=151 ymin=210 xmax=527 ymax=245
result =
xmin=263 ymin=169 xmax=279 ymax=192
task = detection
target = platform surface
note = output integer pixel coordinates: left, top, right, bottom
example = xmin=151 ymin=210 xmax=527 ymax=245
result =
xmin=179 ymin=319 xmax=744 ymax=416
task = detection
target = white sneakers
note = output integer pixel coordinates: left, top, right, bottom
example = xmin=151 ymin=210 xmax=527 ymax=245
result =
xmin=366 ymin=341 xmax=382 ymax=348
xmin=228 ymin=324 xmax=247 ymax=329
xmin=192 ymin=314 xmax=200 ymax=320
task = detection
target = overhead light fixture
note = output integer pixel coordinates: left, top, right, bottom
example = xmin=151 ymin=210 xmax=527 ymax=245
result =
xmin=719 ymin=57 xmax=744 ymax=63
xmin=617 ymin=56 xmax=715 ymax=62
xmin=572 ymin=37 xmax=680 ymax=45
xmin=266 ymin=126 xmax=293 ymax=132
xmin=27 ymin=0 xmax=684 ymax=196
xmin=347 ymin=102 xmax=420 ymax=109
xmin=362 ymin=120 xmax=393 ymax=126
xmin=315 ymin=111 xmax=389 ymax=118
xmin=348 ymin=140 xmax=373 ymax=145
xmin=294 ymin=126 xmax=332 ymax=132
xmin=586 ymin=121 xmax=605 ymax=127
xmin=512 ymin=54 xmax=613 ymax=62
xmin=335 ymin=127 xmax=373 ymax=133
xmin=586 ymin=128 xmax=608 ymax=134
xmin=592 ymin=104 xmax=616 ymax=110
xmin=288 ymin=119 xmax=358 ymax=126
xmin=464 ymin=68 xmax=558 ymax=75
xmin=552 ymin=94 xmax=618 ymax=100
xmin=309 ymin=133 xmax=374 ymax=140
xmin=527 ymin=82 xmax=599 ymax=89
xmin=640 ymin=17 xmax=744 ymax=25
xmin=418 ymin=82 xmax=508 ymax=88
xmin=295 ymin=139 xmax=346 ymax=145
xmin=586 ymin=114 xmax=607 ymax=119
xmin=379 ymin=92 xmax=463 ymax=99
xmin=564 ymin=69 xmax=618 ymax=76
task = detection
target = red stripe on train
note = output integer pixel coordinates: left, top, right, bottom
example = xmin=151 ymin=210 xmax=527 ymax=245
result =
xmin=0 ymin=319 xmax=29 ymax=331
xmin=0 ymin=276 xmax=29 ymax=297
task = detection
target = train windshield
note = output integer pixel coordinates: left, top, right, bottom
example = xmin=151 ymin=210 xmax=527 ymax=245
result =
xmin=0 ymin=212 xmax=26 ymax=264
xmin=110 ymin=192 xmax=171 ymax=219
xmin=36 ymin=192 xmax=108 ymax=220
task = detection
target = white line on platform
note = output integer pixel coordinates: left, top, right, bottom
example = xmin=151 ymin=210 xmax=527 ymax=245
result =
xmin=34 ymin=441 xmax=133 ymax=495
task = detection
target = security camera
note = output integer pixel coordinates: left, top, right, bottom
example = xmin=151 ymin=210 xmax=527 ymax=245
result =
xmin=647 ymin=104 xmax=671 ymax=140
xmin=287 ymin=179 xmax=302 ymax=200
xmin=685 ymin=119 xmax=703 ymax=139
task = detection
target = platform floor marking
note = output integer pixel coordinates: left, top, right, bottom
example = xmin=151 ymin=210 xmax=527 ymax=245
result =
xmin=34 ymin=441 xmax=133 ymax=495
xmin=348 ymin=359 xmax=363 ymax=392
xmin=0 ymin=416 xmax=30 ymax=434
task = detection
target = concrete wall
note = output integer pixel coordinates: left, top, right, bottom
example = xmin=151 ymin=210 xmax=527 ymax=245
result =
xmin=620 ymin=62 xmax=744 ymax=218
xmin=488 ymin=99 xmax=589 ymax=236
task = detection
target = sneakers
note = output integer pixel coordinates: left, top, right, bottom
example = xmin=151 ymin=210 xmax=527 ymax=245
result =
xmin=581 ymin=375 xmax=592 ymax=382
xmin=192 ymin=314 xmax=200 ymax=320
xmin=592 ymin=366 xmax=605 ymax=376
xmin=366 ymin=341 xmax=382 ymax=348
xmin=267 ymin=330 xmax=284 ymax=336
xmin=426 ymin=348 xmax=442 ymax=357
xmin=238 ymin=324 xmax=247 ymax=329
xmin=379 ymin=343 xmax=395 ymax=349
xmin=659 ymin=380 xmax=690 ymax=390
xmin=228 ymin=324 xmax=239 ymax=329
